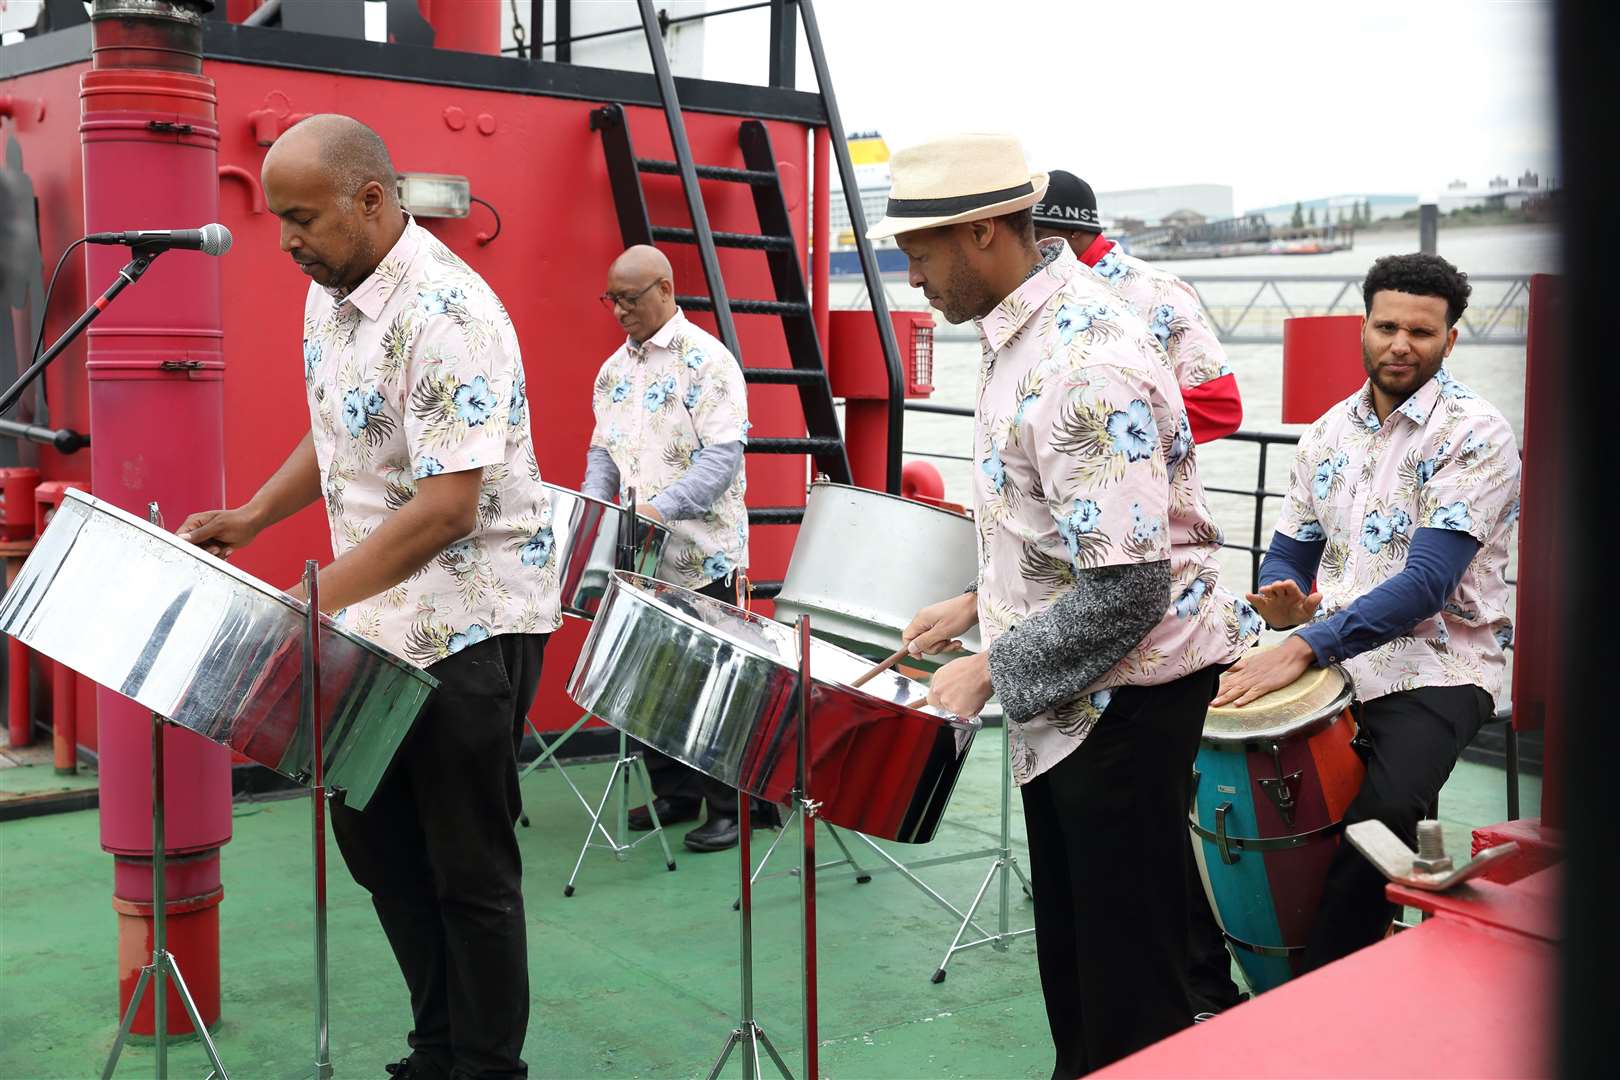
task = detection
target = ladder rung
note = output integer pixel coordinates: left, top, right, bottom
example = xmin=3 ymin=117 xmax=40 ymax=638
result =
xmin=747 ymin=436 xmax=845 ymax=456
xmin=748 ymin=506 xmax=807 ymax=526
xmin=636 ymin=158 xmax=777 ymax=185
xmin=652 ymin=226 xmax=794 ymax=252
xmin=679 ymin=295 xmax=810 ymax=317
xmin=742 ymin=367 xmax=827 ymax=385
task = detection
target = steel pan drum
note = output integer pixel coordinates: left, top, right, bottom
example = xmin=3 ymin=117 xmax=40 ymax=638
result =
xmin=1189 ymin=654 xmax=1365 ymax=992
xmin=0 ymin=489 xmax=437 ymax=810
xmin=567 ymin=571 xmax=980 ymax=843
xmin=540 ymin=481 xmax=671 ymax=620
xmin=773 ymin=481 xmax=982 ymax=662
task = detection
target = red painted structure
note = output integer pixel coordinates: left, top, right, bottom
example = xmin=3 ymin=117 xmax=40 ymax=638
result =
xmin=1280 ymin=314 xmax=1364 ymax=424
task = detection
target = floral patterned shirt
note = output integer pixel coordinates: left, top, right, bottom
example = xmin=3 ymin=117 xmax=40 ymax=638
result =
xmin=975 ymin=240 xmax=1258 ymax=784
xmin=1274 ymin=369 xmax=1520 ymax=704
xmin=589 ymin=308 xmax=750 ymax=587
xmin=1083 ymin=236 xmax=1231 ymax=390
xmin=302 ymin=218 xmax=562 ymax=665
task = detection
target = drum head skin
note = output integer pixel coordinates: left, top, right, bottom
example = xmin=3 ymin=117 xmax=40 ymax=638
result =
xmin=1205 ymin=646 xmax=1354 ymax=743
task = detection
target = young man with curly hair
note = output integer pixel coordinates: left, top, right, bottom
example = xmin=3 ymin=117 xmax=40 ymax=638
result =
xmin=1213 ymin=252 xmax=1521 ymax=968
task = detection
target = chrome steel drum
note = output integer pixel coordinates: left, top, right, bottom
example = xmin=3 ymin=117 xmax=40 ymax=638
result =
xmin=567 ymin=571 xmax=980 ymax=843
xmin=1189 ymin=655 xmax=1364 ymax=992
xmin=773 ymin=481 xmax=982 ymax=661
xmin=541 ymin=481 xmax=671 ymax=620
xmin=0 ymin=489 xmax=436 ymax=810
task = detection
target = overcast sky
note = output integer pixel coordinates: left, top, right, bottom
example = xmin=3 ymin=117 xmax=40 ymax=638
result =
xmin=706 ymin=0 xmax=1559 ymax=212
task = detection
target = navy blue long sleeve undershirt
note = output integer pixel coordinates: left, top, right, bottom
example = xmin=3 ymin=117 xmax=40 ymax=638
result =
xmin=1257 ymin=527 xmax=1481 ymax=667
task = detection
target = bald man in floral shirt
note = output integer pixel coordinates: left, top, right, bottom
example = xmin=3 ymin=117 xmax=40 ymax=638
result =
xmin=181 ymin=115 xmax=556 ymax=1079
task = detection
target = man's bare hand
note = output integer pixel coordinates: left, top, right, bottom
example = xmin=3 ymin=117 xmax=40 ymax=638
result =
xmin=902 ymin=592 xmax=979 ymax=657
xmin=1244 ymin=580 xmax=1322 ymax=630
xmin=177 ymin=507 xmax=264 ymax=559
xmin=1211 ymin=636 xmax=1315 ymax=708
xmin=926 ymin=652 xmax=993 ymax=718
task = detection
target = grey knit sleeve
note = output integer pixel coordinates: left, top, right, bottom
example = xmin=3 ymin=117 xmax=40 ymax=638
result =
xmin=986 ymin=560 xmax=1171 ymax=724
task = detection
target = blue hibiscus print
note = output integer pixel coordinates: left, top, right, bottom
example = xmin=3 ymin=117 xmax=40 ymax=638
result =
xmin=520 ymin=526 xmax=555 ymax=568
xmin=446 ymin=622 xmax=490 ymax=654
xmin=1458 ymin=429 xmax=1489 ymax=460
xmin=1089 ymin=688 xmax=1113 ymax=712
xmin=1106 ymin=399 xmax=1158 ymax=461
xmin=1053 ymin=303 xmax=1089 ymax=345
xmin=1013 ymin=388 xmax=1041 ymax=426
xmin=1429 ymin=500 xmax=1473 ymax=532
xmin=363 ymin=388 xmax=386 ymax=417
xmin=703 ymin=552 xmax=733 ymax=580
xmin=1056 ymin=498 xmax=1102 ymax=561
xmin=684 ymin=347 xmax=709 ymax=370
xmin=416 ymin=286 xmax=467 ymax=317
xmin=1149 ymin=304 xmax=1175 ymax=349
xmin=342 ymin=387 xmax=370 ymax=438
xmin=1361 ymin=409 xmax=1382 ymax=432
xmin=1493 ymin=625 xmax=1514 ymax=649
xmin=1173 ymin=577 xmax=1208 ymax=619
xmin=740 ymin=420 xmax=753 ymax=445
xmin=683 ymin=382 xmax=702 ymax=410
xmin=1130 ymin=502 xmax=1163 ymax=543
xmin=1293 ymin=521 xmax=1326 ymax=542
xmin=1093 ymin=249 xmax=1126 ymax=282
xmin=610 ymin=377 xmax=630 ymax=404
xmin=1388 ymin=508 xmax=1412 ymax=537
xmin=414 ymin=457 xmax=444 ymax=479
xmin=302 ymin=338 xmax=322 ymax=380
xmin=1415 ymin=455 xmax=1440 ymax=485
xmin=1361 ymin=509 xmax=1394 ymax=553
xmin=644 ymin=374 xmax=677 ymax=412
xmin=509 ymin=379 xmax=527 ymax=427
xmin=1436 ymin=368 xmax=1474 ymax=399
xmin=980 ymin=445 xmax=1007 ymax=494
xmin=1168 ymin=412 xmax=1193 ymax=470
xmin=1503 ymin=499 xmax=1520 ymax=527
xmin=1234 ymin=598 xmax=1264 ymax=640
xmin=1313 ymin=452 xmax=1349 ymax=499
xmin=454 ymin=376 xmax=497 ymax=427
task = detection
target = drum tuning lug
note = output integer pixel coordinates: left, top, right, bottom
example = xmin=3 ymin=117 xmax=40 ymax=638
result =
xmin=1256 ymin=772 xmax=1303 ymax=828
xmin=1345 ymin=819 xmax=1521 ymax=892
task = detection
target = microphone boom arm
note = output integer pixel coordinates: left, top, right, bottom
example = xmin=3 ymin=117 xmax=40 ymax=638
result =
xmin=0 ymin=248 xmax=164 ymax=419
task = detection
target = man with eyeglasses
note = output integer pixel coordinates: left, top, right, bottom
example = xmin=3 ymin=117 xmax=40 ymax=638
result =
xmin=581 ymin=244 xmax=769 ymax=853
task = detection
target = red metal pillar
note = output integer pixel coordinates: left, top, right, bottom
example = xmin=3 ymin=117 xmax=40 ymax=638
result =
xmin=1280 ymin=314 xmax=1365 ymax=424
xmin=81 ymin=0 xmax=231 ymax=1036
xmin=417 ymin=0 xmax=502 ymax=54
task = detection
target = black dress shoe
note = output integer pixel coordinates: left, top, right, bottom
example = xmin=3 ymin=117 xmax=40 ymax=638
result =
xmin=384 ymin=1054 xmax=450 ymax=1079
xmin=684 ymin=814 xmax=741 ymax=852
xmin=627 ymin=796 xmax=701 ymax=831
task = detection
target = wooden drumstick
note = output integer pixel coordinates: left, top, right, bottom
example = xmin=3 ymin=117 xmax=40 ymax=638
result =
xmin=905 ymin=694 xmax=930 ymax=710
xmin=852 ymin=645 xmax=910 ymax=689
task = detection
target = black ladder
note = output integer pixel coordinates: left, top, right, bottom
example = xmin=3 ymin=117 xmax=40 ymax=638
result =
xmin=590 ymin=0 xmax=906 ymax=529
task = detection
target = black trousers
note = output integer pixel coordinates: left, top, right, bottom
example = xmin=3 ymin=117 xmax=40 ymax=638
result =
xmin=1020 ymin=665 xmax=1221 ymax=1079
xmin=1301 ymin=683 xmax=1491 ymax=971
xmin=635 ymin=577 xmax=739 ymax=816
xmin=331 ymin=633 xmax=548 ymax=1080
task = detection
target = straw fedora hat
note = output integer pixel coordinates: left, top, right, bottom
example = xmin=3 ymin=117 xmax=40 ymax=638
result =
xmin=866 ymin=133 xmax=1049 ymax=240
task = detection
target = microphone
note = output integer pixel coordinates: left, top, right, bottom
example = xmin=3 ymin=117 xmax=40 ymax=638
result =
xmin=85 ymin=223 xmax=233 ymax=256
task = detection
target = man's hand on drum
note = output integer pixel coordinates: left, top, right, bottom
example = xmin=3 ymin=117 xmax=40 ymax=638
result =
xmin=1211 ymin=635 xmax=1315 ymax=708
xmin=177 ymin=506 xmax=265 ymax=560
xmin=927 ymin=652 xmax=993 ymax=718
xmin=902 ymin=592 xmax=978 ymax=658
xmin=1245 ymin=580 xmax=1322 ymax=629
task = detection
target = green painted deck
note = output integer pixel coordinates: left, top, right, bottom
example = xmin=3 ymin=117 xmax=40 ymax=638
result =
xmin=0 ymin=737 xmax=1538 ymax=1079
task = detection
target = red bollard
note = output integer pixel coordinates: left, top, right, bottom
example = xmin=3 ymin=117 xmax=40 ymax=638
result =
xmin=1281 ymin=315 xmax=1366 ymax=424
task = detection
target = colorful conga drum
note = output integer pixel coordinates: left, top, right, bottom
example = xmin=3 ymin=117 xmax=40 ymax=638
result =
xmin=1189 ymin=655 xmax=1365 ymax=992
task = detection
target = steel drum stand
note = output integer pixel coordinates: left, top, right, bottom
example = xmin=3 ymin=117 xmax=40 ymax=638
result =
xmin=300 ymin=561 xmax=334 ymax=1080
xmin=103 ymin=505 xmax=231 ymax=1080
xmin=519 ymin=487 xmax=676 ymax=895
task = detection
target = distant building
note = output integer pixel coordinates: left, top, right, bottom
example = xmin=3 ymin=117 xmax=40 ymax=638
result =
xmin=1162 ymin=208 xmax=1207 ymax=228
xmin=1094 ymin=184 xmax=1234 ymax=227
xmin=1517 ymin=169 xmax=1541 ymax=189
xmin=1248 ymin=194 xmax=1418 ymax=226
xmin=1448 ymin=179 xmax=1469 ymax=190
xmin=1488 ymin=175 xmax=1510 ymax=190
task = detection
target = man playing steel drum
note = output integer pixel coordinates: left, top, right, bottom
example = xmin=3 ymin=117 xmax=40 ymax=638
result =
xmin=179 ymin=114 xmax=558 ymax=1080
xmin=880 ymin=133 xmax=1261 ymax=1076
xmin=1032 ymin=170 xmax=1244 ymax=444
xmin=1213 ymin=253 xmax=1521 ymax=970
xmin=1031 ymin=166 xmax=1248 ymax=1019
xmin=581 ymin=244 xmax=774 ymax=854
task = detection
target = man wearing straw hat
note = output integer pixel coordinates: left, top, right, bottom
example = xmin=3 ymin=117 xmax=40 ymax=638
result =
xmin=885 ymin=134 xmax=1261 ymax=1075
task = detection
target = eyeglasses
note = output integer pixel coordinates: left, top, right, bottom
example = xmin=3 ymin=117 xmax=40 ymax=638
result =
xmin=599 ymin=281 xmax=660 ymax=311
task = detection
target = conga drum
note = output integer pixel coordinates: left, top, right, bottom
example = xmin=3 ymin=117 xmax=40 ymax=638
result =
xmin=1189 ymin=655 xmax=1365 ymax=992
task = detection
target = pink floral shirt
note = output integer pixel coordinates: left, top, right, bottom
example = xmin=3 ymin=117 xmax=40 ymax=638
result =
xmin=303 ymin=218 xmax=562 ymax=665
xmin=589 ymin=308 xmax=750 ymax=587
xmin=1086 ymin=237 xmax=1230 ymax=390
xmin=975 ymin=240 xmax=1258 ymax=784
xmin=1275 ymin=370 xmax=1520 ymax=703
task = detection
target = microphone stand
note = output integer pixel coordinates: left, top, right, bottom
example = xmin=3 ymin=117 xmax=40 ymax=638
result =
xmin=0 ymin=246 xmax=165 ymax=418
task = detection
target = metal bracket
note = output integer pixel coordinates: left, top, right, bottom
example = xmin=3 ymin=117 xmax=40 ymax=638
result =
xmin=1214 ymin=802 xmax=1238 ymax=865
xmin=1345 ymin=820 xmax=1520 ymax=892
xmin=801 ymin=797 xmax=822 ymax=819
xmin=1257 ymin=771 xmax=1303 ymax=828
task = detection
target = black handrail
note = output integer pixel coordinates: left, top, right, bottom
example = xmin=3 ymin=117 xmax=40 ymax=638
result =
xmin=0 ymin=418 xmax=89 ymax=455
